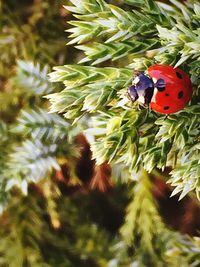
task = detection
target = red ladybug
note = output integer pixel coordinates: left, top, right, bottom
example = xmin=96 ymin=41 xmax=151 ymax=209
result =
xmin=128 ymin=65 xmax=192 ymax=114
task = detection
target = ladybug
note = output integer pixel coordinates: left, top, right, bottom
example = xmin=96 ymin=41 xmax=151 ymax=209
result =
xmin=128 ymin=65 xmax=192 ymax=114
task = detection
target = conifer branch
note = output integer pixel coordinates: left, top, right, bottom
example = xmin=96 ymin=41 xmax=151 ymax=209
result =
xmin=120 ymin=170 xmax=164 ymax=252
xmin=6 ymin=140 xmax=60 ymax=194
xmin=15 ymin=60 xmax=56 ymax=95
xmin=48 ymin=0 xmax=200 ymax=200
xmin=65 ymin=0 xmax=173 ymax=64
xmin=47 ymin=65 xmax=132 ymax=119
xmin=120 ymin=170 xmax=200 ymax=265
xmin=65 ymin=0 xmax=171 ymax=44
xmin=13 ymin=109 xmax=70 ymax=142
xmin=0 ymin=194 xmax=50 ymax=267
xmin=76 ymin=39 xmax=159 ymax=65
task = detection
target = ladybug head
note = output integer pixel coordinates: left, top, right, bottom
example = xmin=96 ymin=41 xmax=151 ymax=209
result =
xmin=134 ymin=72 xmax=154 ymax=91
xmin=128 ymin=72 xmax=154 ymax=105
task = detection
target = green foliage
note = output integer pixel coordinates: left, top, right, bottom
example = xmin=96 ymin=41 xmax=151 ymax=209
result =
xmin=1 ymin=0 xmax=200 ymax=266
xmin=0 ymin=1 xmax=129 ymax=267
xmin=49 ymin=0 xmax=200 ymax=200
xmin=155 ymin=105 xmax=200 ymax=199
xmin=15 ymin=60 xmax=56 ymax=95
xmin=115 ymin=170 xmax=200 ymax=266
xmin=88 ymin=109 xmax=155 ymax=170
xmin=48 ymin=65 xmax=132 ymax=120
xmin=164 ymin=236 xmax=200 ymax=267
xmin=0 ymin=188 xmax=117 ymax=267
xmin=13 ymin=108 xmax=70 ymax=142
xmin=77 ymin=39 xmax=159 ymax=65
xmin=0 ymin=121 xmax=10 ymax=211
xmin=4 ymin=104 xmax=81 ymax=195
xmin=6 ymin=140 xmax=60 ymax=194
xmin=48 ymin=87 xmax=200 ymax=199
xmin=0 ymin=56 xmax=81 ymax=200
xmin=120 ymin=171 xmax=164 ymax=252
xmin=0 ymin=60 xmax=79 ymax=197
xmin=112 ymin=232 xmax=200 ymax=267
xmin=0 ymin=193 xmax=50 ymax=267
xmin=154 ymin=1 xmax=200 ymax=86
xmin=45 ymin=1 xmax=200 ymax=262
xmin=66 ymin=0 xmax=171 ymax=42
xmin=64 ymin=0 xmax=171 ymax=65
xmin=156 ymin=22 xmax=200 ymax=68
xmin=0 ymin=0 xmax=68 ymax=76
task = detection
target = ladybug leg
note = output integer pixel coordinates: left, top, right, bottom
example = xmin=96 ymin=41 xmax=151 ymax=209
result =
xmin=146 ymin=104 xmax=152 ymax=116
xmin=138 ymin=104 xmax=145 ymax=110
xmin=148 ymin=104 xmax=152 ymax=112
xmin=127 ymin=85 xmax=138 ymax=103
xmin=164 ymin=115 xmax=168 ymax=120
xmin=144 ymin=87 xmax=154 ymax=106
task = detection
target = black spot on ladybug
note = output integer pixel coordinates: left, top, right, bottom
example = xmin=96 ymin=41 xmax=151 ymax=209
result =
xmin=157 ymin=86 xmax=165 ymax=92
xmin=176 ymin=72 xmax=182 ymax=79
xmin=164 ymin=106 xmax=170 ymax=110
xmin=165 ymin=93 xmax=169 ymax=96
xmin=178 ymin=90 xmax=184 ymax=99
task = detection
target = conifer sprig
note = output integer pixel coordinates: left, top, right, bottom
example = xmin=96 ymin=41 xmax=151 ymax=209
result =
xmin=13 ymin=109 xmax=70 ymax=142
xmin=119 ymin=170 xmax=200 ymax=266
xmin=6 ymin=140 xmax=60 ymax=194
xmin=64 ymin=0 xmax=172 ymax=64
xmin=120 ymin=170 xmax=164 ymax=251
xmin=15 ymin=60 xmax=56 ymax=95
xmin=48 ymin=65 xmax=132 ymax=119
xmin=76 ymin=39 xmax=159 ymax=65
xmin=48 ymin=0 xmax=200 ymax=200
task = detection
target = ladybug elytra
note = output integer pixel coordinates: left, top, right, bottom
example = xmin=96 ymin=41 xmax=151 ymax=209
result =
xmin=128 ymin=65 xmax=193 ymax=114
